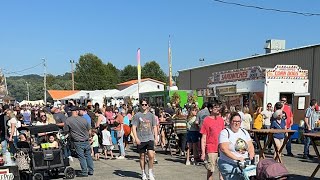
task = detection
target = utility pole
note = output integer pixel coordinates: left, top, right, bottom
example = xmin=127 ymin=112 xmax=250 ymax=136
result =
xmin=70 ymin=60 xmax=75 ymax=90
xmin=26 ymin=82 xmax=30 ymax=101
xmin=43 ymin=58 xmax=47 ymax=105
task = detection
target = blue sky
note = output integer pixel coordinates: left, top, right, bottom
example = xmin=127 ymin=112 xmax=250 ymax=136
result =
xmin=1 ymin=0 xmax=319 ymax=77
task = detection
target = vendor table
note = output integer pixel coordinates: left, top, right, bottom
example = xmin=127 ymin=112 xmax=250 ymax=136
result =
xmin=249 ymin=129 xmax=296 ymax=163
xmin=303 ymin=132 xmax=320 ymax=180
xmin=159 ymin=121 xmax=174 ymax=156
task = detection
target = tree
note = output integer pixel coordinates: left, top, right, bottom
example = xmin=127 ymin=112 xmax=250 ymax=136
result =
xmin=74 ymin=53 xmax=119 ymax=90
xmin=120 ymin=65 xmax=137 ymax=82
xmin=142 ymin=61 xmax=167 ymax=83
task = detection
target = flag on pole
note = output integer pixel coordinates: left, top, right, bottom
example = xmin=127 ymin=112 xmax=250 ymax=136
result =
xmin=137 ymin=48 xmax=141 ymax=97
xmin=168 ymin=36 xmax=173 ymax=87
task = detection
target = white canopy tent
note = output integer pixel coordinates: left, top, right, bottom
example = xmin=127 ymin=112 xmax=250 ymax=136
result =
xmin=112 ymin=82 xmax=163 ymax=99
xmin=61 ymin=89 xmax=119 ymax=106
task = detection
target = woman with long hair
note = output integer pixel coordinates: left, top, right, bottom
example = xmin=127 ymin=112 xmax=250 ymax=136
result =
xmin=185 ymin=107 xmax=200 ymax=165
xmin=6 ymin=110 xmax=21 ymax=154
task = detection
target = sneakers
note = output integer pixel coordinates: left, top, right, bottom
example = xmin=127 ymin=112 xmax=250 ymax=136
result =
xmin=68 ymin=156 xmax=74 ymax=162
xmin=286 ymin=153 xmax=294 ymax=157
xmin=142 ymin=173 xmax=148 ymax=180
xmin=149 ymin=172 xmax=155 ymax=180
xmin=185 ymin=160 xmax=191 ymax=165
xmin=117 ymin=156 xmax=126 ymax=160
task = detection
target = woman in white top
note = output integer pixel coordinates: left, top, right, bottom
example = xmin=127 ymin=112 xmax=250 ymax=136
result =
xmin=242 ymin=107 xmax=252 ymax=130
xmin=7 ymin=110 xmax=21 ymax=145
xmin=95 ymin=110 xmax=107 ymax=128
xmin=218 ymin=112 xmax=255 ymax=180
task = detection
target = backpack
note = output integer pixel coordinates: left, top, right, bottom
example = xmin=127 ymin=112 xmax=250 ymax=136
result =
xmin=256 ymin=158 xmax=289 ymax=180
xmin=123 ymin=124 xmax=131 ymax=136
xmin=225 ymin=128 xmax=247 ymax=138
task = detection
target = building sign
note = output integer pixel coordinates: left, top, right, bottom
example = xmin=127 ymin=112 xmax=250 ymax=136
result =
xmin=266 ymin=65 xmax=308 ymax=79
xmin=208 ymin=66 xmax=264 ymax=85
xmin=196 ymin=88 xmax=214 ymax=96
xmin=216 ymin=85 xmax=236 ymax=95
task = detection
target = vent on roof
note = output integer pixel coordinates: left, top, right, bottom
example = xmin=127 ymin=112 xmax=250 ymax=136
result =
xmin=264 ymin=39 xmax=285 ymax=54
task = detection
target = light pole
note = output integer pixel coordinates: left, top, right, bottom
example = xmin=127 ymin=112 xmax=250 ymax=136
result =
xmin=42 ymin=58 xmax=47 ymax=105
xmin=70 ymin=60 xmax=75 ymax=91
xmin=26 ymin=82 xmax=30 ymax=101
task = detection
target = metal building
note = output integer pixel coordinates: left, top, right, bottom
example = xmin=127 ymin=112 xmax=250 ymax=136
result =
xmin=178 ymin=43 xmax=320 ymax=100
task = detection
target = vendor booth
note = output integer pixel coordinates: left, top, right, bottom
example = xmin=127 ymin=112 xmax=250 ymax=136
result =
xmin=207 ymin=65 xmax=309 ymax=124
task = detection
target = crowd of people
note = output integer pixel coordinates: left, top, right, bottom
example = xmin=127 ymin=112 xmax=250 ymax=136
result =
xmin=0 ymin=96 xmax=318 ymax=180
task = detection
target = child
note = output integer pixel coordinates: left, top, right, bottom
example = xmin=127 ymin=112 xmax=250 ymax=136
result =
xmin=90 ymin=129 xmax=100 ymax=161
xmin=101 ymin=124 xmax=114 ymax=159
xmin=48 ymin=134 xmax=59 ymax=149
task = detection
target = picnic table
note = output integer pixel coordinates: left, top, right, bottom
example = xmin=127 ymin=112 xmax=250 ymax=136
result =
xmin=249 ymin=129 xmax=296 ymax=163
xmin=159 ymin=121 xmax=175 ymax=155
xmin=303 ymin=132 xmax=320 ymax=180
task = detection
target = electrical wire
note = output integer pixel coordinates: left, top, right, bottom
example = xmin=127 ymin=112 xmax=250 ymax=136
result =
xmin=4 ymin=62 xmax=43 ymax=75
xmin=212 ymin=0 xmax=320 ymax=16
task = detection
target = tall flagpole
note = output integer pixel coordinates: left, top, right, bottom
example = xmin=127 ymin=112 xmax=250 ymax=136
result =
xmin=137 ymin=48 xmax=141 ymax=101
xmin=168 ymin=35 xmax=173 ymax=89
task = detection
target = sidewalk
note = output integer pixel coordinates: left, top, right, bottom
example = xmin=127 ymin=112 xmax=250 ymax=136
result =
xmin=68 ymin=143 xmax=320 ymax=180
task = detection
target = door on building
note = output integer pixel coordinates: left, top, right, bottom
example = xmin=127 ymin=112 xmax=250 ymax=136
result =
xmin=293 ymin=93 xmax=310 ymax=124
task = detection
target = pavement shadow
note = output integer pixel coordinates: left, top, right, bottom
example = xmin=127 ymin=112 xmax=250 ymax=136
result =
xmin=113 ymin=170 xmax=141 ymax=179
xmin=164 ymin=158 xmax=185 ymax=164
xmin=125 ymin=154 xmax=140 ymax=160
xmin=288 ymin=174 xmax=320 ymax=180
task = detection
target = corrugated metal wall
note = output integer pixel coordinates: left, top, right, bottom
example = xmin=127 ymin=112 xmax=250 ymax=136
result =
xmin=178 ymin=45 xmax=320 ymax=100
xmin=312 ymin=46 xmax=320 ymax=100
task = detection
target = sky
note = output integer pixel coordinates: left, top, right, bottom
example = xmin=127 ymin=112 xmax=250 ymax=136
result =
xmin=0 ymin=0 xmax=320 ymax=77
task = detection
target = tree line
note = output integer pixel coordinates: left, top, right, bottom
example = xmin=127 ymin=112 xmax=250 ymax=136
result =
xmin=7 ymin=53 xmax=168 ymax=102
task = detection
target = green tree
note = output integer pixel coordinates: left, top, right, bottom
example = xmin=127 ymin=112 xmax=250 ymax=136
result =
xmin=142 ymin=61 xmax=167 ymax=83
xmin=74 ymin=53 xmax=119 ymax=90
xmin=120 ymin=65 xmax=137 ymax=82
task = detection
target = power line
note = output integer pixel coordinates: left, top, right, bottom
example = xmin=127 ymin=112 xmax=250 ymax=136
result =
xmin=4 ymin=62 xmax=43 ymax=75
xmin=212 ymin=0 xmax=320 ymax=16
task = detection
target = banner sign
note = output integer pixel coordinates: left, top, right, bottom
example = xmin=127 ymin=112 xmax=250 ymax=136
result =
xmin=208 ymin=66 xmax=264 ymax=85
xmin=266 ymin=65 xmax=308 ymax=79
xmin=216 ymin=85 xmax=236 ymax=95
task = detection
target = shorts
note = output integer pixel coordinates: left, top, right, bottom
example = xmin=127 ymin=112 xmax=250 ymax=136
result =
xmin=187 ymin=131 xmax=200 ymax=143
xmin=93 ymin=147 xmax=99 ymax=155
xmin=103 ymin=145 xmax=114 ymax=151
xmin=205 ymin=153 xmax=218 ymax=173
xmin=218 ymin=158 xmax=242 ymax=180
xmin=137 ymin=140 xmax=154 ymax=154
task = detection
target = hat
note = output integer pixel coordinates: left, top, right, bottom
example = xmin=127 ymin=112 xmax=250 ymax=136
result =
xmin=79 ymin=106 xmax=86 ymax=111
xmin=273 ymin=110 xmax=283 ymax=119
xmin=70 ymin=106 xmax=79 ymax=111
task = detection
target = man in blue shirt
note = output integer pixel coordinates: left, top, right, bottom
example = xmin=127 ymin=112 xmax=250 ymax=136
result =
xmin=303 ymin=99 xmax=318 ymax=159
xmin=79 ymin=107 xmax=92 ymax=126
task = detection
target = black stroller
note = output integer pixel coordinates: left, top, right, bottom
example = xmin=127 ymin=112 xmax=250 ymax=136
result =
xmin=17 ymin=124 xmax=75 ymax=180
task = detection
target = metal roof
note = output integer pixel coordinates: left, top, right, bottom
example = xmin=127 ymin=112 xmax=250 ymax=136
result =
xmin=178 ymin=43 xmax=320 ymax=72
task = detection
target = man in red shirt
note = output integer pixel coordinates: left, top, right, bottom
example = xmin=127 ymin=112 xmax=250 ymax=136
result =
xmin=200 ymin=103 xmax=225 ymax=180
xmin=280 ymin=96 xmax=294 ymax=157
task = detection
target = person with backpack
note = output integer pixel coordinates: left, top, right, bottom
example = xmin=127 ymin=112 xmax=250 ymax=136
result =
xmin=218 ymin=112 xmax=255 ymax=180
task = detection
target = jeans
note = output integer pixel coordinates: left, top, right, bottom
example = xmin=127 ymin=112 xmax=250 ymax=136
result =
xmin=263 ymin=125 xmax=272 ymax=149
xmin=74 ymin=141 xmax=94 ymax=175
xmin=218 ymin=158 xmax=242 ymax=180
xmin=118 ymin=134 xmax=125 ymax=156
xmin=286 ymin=129 xmax=292 ymax=154
xmin=178 ymin=133 xmax=187 ymax=151
xmin=8 ymin=136 xmax=18 ymax=154
xmin=304 ymin=129 xmax=315 ymax=156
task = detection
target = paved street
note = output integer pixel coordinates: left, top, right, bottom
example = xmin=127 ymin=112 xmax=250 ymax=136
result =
xmin=63 ymin=143 xmax=320 ymax=180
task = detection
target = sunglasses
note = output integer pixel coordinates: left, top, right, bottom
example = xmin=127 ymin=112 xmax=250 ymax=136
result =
xmin=267 ymin=106 xmax=272 ymax=108
xmin=40 ymin=114 xmax=46 ymax=117
xmin=141 ymin=104 xmax=148 ymax=106
xmin=232 ymin=121 xmax=241 ymax=123
xmin=281 ymin=99 xmax=287 ymax=102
